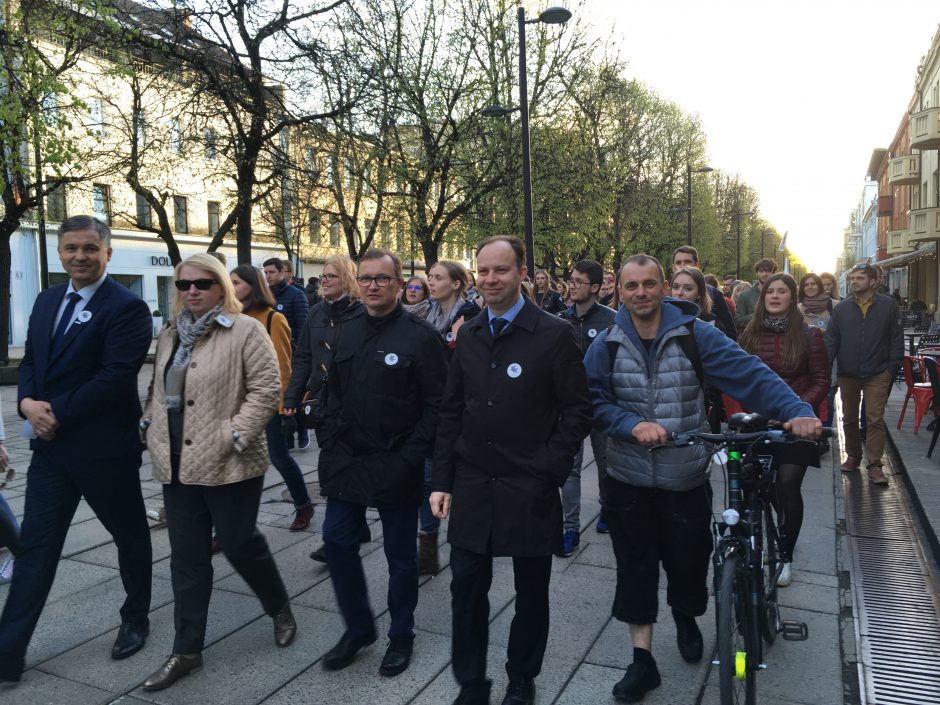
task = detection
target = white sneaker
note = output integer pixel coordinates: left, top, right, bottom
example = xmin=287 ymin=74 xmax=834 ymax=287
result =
xmin=0 ymin=556 xmax=13 ymax=585
xmin=778 ymin=562 xmax=792 ymax=587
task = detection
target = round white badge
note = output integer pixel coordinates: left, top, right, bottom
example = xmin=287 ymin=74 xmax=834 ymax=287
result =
xmin=276 ymin=304 xmax=284 ymax=311
xmin=445 ymin=331 xmax=455 ymax=342
xmin=77 ymin=310 xmax=92 ymax=323
xmin=588 ymin=328 xmax=597 ymax=338
xmin=507 ymin=363 xmax=522 ymax=379
xmin=385 ymin=353 xmax=399 ymax=366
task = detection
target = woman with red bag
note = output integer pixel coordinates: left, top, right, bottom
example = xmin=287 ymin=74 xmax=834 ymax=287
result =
xmin=737 ymin=273 xmax=830 ymax=587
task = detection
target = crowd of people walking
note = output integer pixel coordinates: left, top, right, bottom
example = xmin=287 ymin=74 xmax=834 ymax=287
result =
xmin=3 ymin=214 xmax=899 ymax=705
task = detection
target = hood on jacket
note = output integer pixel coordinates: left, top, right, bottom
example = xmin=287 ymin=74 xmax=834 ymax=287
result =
xmin=614 ymin=297 xmax=699 ymax=359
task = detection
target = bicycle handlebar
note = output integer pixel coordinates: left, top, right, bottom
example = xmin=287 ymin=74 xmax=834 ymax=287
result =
xmin=656 ymin=426 xmax=834 ymax=450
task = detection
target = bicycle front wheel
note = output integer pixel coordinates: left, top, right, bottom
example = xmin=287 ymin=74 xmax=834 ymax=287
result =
xmin=760 ymin=500 xmax=781 ymax=644
xmin=717 ymin=554 xmax=757 ymax=705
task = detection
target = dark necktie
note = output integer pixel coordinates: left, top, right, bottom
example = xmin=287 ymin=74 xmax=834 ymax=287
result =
xmin=491 ymin=317 xmax=508 ymax=337
xmin=51 ymin=292 xmax=82 ymax=351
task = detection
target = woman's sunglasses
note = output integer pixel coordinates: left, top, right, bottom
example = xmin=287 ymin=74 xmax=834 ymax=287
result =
xmin=175 ymin=278 xmax=218 ymax=291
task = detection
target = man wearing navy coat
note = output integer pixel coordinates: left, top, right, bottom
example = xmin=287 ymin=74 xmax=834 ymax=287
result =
xmin=0 ymin=215 xmax=154 ymax=683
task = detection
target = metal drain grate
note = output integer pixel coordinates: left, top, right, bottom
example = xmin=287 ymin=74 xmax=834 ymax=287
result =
xmin=845 ymin=472 xmax=940 ymax=705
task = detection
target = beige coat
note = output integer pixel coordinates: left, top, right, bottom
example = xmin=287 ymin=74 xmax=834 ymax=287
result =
xmin=144 ymin=314 xmax=279 ymax=485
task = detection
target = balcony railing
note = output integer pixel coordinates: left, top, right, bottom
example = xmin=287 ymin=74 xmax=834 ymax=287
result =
xmin=910 ymin=207 xmax=940 ymax=241
xmin=888 ymin=154 xmax=920 ymax=186
xmin=886 ymin=228 xmax=913 ymax=255
xmin=910 ymin=107 xmax=940 ymax=150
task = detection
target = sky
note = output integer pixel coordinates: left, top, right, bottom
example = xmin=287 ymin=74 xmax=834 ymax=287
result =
xmin=588 ymin=0 xmax=940 ymax=272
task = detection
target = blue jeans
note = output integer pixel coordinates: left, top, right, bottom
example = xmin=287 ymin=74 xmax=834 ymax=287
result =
xmin=265 ymin=415 xmax=312 ymax=509
xmin=323 ymin=498 xmax=418 ymax=640
xmin=419 ymin=458 xmax=439 ymax=535
xmin=0 ymin=493 xmax=19 ymax=554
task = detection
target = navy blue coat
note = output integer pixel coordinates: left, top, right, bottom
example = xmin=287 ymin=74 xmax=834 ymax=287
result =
xmin=18 ymin=276 xmax=153 ymax=458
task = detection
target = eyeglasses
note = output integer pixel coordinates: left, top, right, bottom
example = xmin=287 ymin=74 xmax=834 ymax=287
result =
xmin=320 ymin=273 xmax=339 ymax=282
xmin=406 ymin=284 xmax=424 ymax=292
xmin=357 ymin=275 xmax=395 ymax=288
xmin=850 ymin=264 xmax=876 ymax=275
xmin=567 ymin=279 xmax=592 ymax=288
xmin=175 ymin=278 xmax=217 ymax=291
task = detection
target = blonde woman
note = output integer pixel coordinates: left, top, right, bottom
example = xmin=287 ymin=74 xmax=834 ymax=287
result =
xmin=141 ymin=254 xmax=294 ymax=691
xmin=283 ymin=255 xmax=367 ymax=563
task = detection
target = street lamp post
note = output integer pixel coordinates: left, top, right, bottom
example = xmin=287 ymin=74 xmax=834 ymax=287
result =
xmin=760 ymin=229 xmax=774 ymax=260
xmin=482 ymin=6 xmax=571 ymax=277
xmin=734 ymin=209 xmax=753 ymax=281
xmin=684 ymin=163 xmax=714 ymax=246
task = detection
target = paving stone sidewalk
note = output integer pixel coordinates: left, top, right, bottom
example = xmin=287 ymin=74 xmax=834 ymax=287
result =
xmin=0 ymin=367 xmax=853 ymax=705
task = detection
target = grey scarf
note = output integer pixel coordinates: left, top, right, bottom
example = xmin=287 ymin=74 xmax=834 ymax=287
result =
xmin=761 ymin=313 xmax=789 ymax=333
xmin=165 ymin=303 xmax=223 ymax=410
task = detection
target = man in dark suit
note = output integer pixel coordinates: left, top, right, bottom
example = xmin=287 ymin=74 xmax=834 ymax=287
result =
xmin=671 ymin=246 xmax=737 ymax=340
xmin=431 ymin=235 xmax=592 ymax=705
xmin=0 ymin=215 xmax=154 ymax=683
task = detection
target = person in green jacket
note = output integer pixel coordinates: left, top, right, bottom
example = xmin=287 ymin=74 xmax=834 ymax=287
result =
xmin=735 ymin=257 xmax=777 ymax=330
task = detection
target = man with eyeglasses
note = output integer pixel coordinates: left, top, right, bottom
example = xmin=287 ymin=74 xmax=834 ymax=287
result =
xmin=315 ymin=248 xmax=448 ymax=678
xmin=557 ymin=259 xmax=616 ymax=553
xmin=825 ymin=262 xmax=903 ymax=485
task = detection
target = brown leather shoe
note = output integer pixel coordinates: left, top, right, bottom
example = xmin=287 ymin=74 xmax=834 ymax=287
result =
xmin=289 ymin=504 xmax=314 ymax=532
xmin=840 ymin=457 xmax=861 ymax=472
xmin=142 ymin=653 xmax=203 ymax=691
xmin=868 ymin=466 xmax=889 ymax=485
xmin=274 ymin=605 xmax=297 ymax=647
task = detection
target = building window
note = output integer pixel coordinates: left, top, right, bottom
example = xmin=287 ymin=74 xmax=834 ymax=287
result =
xmin=303 ymin=147 xmax=317 ymax=174
xmin=204 ymin=128 xmax=217 ymax=160
xmin=329 ymin=218 xmax=341 ymax=247
xmin=170 ymin=119 xmax=182 ymax=155
xmin=89 ymin=98 xmax=105 ymax=137
xmin=92 ymin=184 xmax=110 ymax=224
xmin=396 ymin=222 xmax=405 ymax=252
xmin=46 ymin=182 xmax=66 ymax=222
xmin=42 ymin=92 xmax=58 ymax=126
xmin=380 ymin=222 xmax=391 ymax=249
xmin=308 ymin=210 xmax=322 ymax=244
xmin=134 ymin=109 xmax=147 ymax=149
xmin=135 ymin=193 xmax=152 ymax=228
xmin=173 ymin=195 xmax=188 ymax=233
xmin=207 ymin=201 xmax=220 ymax=235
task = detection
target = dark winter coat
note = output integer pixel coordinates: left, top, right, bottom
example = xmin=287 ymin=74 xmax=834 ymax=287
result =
xmin=825 ymin=294 xmax=903 ymax=379
xmin=558 ymin=301 xmax=616 ymax=355
xmin=270 ymin=279 xmax=310 ymax=346
xmin=432 ymin=298 xmax=592 ymax=556
xmin=317 ymin=304 xmax=448 ymax=506
xmin=745 ymin=326 xmax=831 ymax=414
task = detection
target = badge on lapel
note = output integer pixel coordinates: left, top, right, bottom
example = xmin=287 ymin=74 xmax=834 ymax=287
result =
xmin=77 ymin=310 xmax=93 ymax=324
xmin=507 ymin=363 xmax=522 ymax=379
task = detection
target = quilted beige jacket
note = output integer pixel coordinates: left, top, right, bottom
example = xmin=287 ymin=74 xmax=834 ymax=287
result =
xmin=144 ymin=313 xmax=279 ymax=485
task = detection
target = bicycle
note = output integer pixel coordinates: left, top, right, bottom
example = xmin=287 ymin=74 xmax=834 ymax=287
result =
xmin=657 ymin=412 xmax=832 ymax=705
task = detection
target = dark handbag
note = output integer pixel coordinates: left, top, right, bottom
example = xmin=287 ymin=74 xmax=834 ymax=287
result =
xmin=300 ymin=375 xmax=328 ymax=430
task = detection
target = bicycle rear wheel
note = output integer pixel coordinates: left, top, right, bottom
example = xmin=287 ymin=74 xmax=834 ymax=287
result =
xmin=760 ymin=501 xmax=781 ymax=644
xmin=717 ymin=554 xmax=757 ymax=705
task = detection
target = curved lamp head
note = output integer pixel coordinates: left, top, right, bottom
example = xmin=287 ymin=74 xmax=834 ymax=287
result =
xmin=538 ymin=6 xmax=572 ymax=24
xmin=481 ymin=104 xmax=519 ymax=118
xmin=693 ymin=165 xmax=715 ymax=174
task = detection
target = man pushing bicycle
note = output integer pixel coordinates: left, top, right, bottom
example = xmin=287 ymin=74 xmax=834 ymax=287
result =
xmin=583 ymin=254 xmax=822 ymax=703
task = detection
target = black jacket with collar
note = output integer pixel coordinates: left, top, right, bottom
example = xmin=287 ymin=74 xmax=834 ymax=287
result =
xmin=284 ymin=296 xmax=364 ymax=409
xmin=559 ymin=301 xmax=616 ymax=355
xmin=825 ymin=293 xmax=903 ymax=378
xmin=317 ymin=304 xmax=448 ymax=506
xmin=432 ymin=298 xmax=593 ymax=556
xmin=270 ymin=279 xmax=309 ymax=346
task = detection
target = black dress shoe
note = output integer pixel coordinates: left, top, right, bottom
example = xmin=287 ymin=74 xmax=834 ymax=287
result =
xmin=672 ymin=608 xmax=703 ymax=663
xmin=453 ymin=680 xmax=492 ymax=705
xmin=273 ymin=604 xmax=297 ymax=647
xmin=612 ymin=661 xmax=661 ymax=702
xmin=500 ymin=677 xmax=534 ymax=705
xmin=379 ymin=638 xmax=413 ymax=676
xmin=322 ymin=630 xmax=377 ymax=670
xmin=111 ymin=619 xmax=149 ymax=660
xmin=310 ymin=545 xmax=328 ymax=562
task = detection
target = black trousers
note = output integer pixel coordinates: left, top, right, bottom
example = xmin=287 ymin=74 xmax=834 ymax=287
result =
xmin=0 ymin=449 xmax=151 ymax=680
xmin=450 ymin=545 xmax=552 ymax=686
xmin=163 ymin=474 xmax=288 ymax=654
xmin=605 ymin=476 xmax=713 ymax=625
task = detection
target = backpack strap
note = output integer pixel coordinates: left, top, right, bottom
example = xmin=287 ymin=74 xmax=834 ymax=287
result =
xmin=265 ymin=309 xmax=274 ymax=335
xmin=676 ymin=319 xmax=705 ymax=394
xmin=606 ymin=320 xmax=705 ymax=395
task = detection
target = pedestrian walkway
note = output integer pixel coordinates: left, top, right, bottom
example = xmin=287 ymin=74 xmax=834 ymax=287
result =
xmin=0 ymin=367 xmax=857 ymax=704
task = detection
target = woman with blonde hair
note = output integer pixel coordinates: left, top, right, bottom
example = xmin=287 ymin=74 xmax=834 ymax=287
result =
xmin=141 ymin=253 xmax=294 ymax=691
xmin=284 ymin=255 xmax=367 ymax=563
